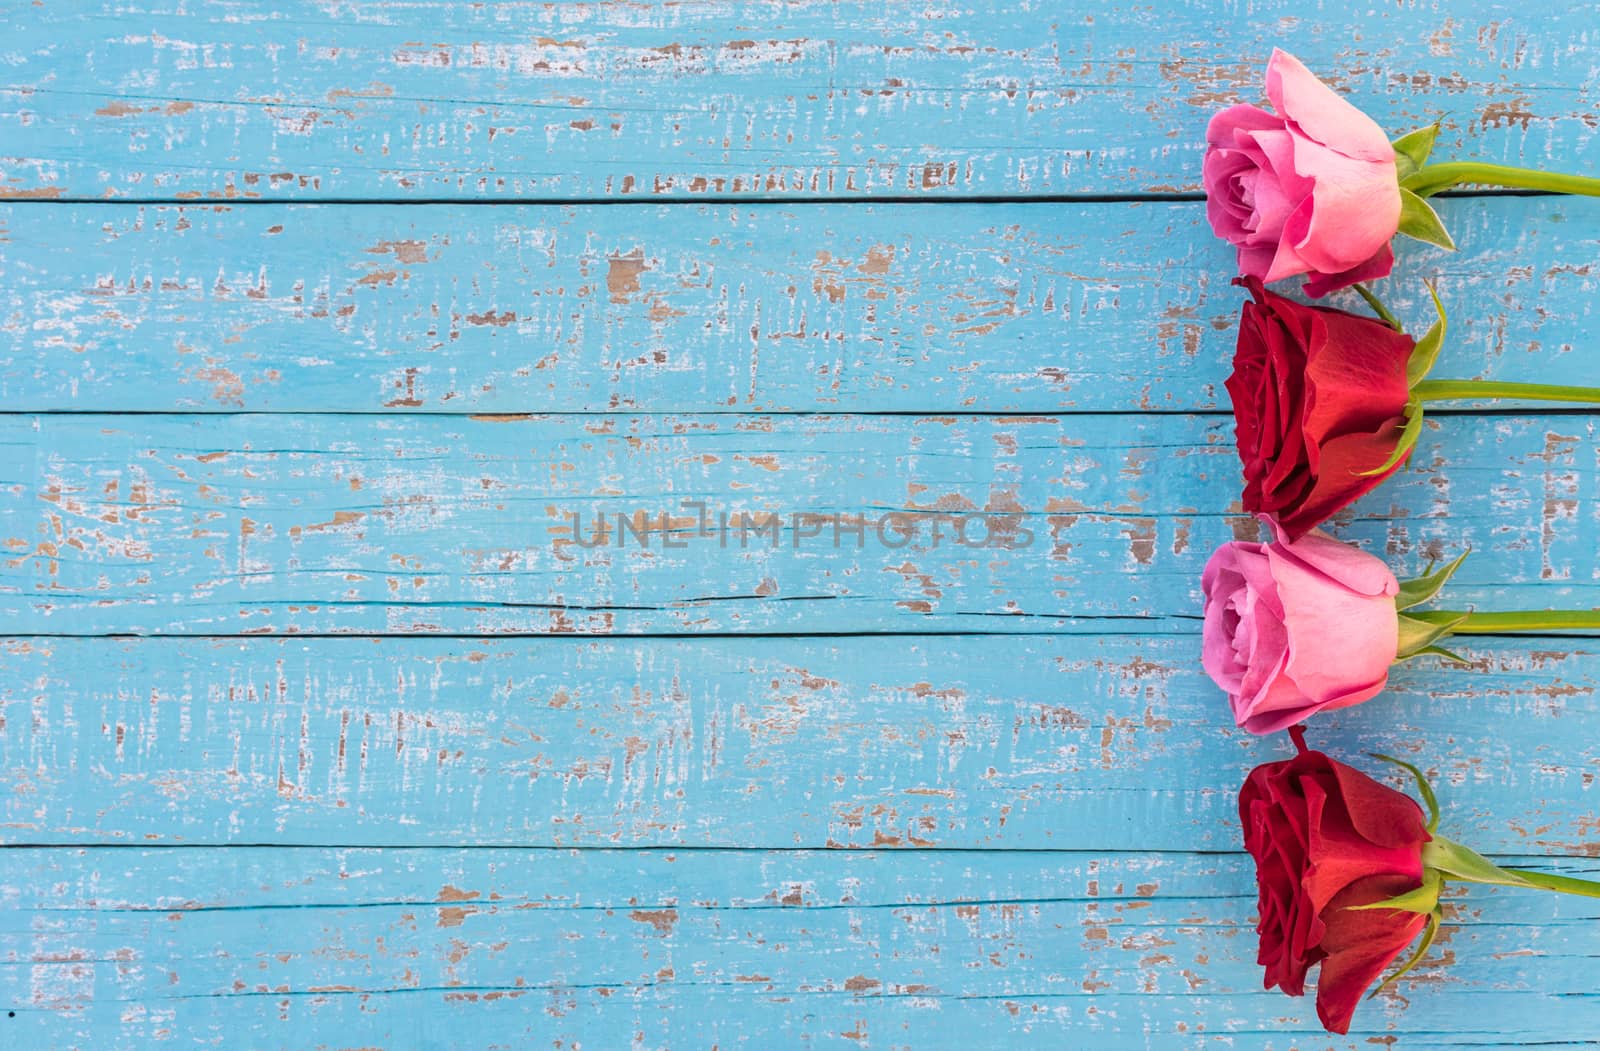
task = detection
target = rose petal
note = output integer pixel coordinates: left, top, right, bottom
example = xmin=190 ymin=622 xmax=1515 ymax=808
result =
xmin=1264 ymin=49 xmax=1396 ymax=164
xmin=1236 ymin=243 xmax=1278 ymax=282
xmin=1264 ymin=522 xmax=1400 ymax=598
xmin=1234 ymin=126 xmax=1312 ymax=243
xmin=1202 ymin=543 xmax=1261 ymax=693
xmin=1271 ymin=422 xmax=1412 ymax=541
xmin=1273 ymin=561 xmax=1399 ymax=702
xmin=1263 ymin=210 xmax=1316 ymax=283
xmin=1302 ymin=242 xmax=1396 ymax=299
xmin=1313 ymin=874 xmax=1430 ymax=1034
xmin=1326 ymin=756 xmax=1430 ymax=852
xmin=1302 ymin=306 xmax=1415 ymax=444
xmin=1280 ymin=138 xmax=1403 ymax=274
xmin=1207 ymin=102 xmax=1285 ymax=147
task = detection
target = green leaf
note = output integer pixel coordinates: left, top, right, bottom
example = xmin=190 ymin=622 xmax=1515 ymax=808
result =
xmin=1349 ymin=869 xmax=1443 ymax=916
xmin=1357 ymin=397 xmax=1424 ymax=478
xmin=1397 ymin=187 xmax=1457 ymax=250
xmin=1372 ymin=753 xmax=1441 ymax=833
xmin=1406 ymin=282 xmax=1449 ymax=388
xmin=1391 ymin=124 xmax=1441 ymax=181
xmin=1369 ymin=908 xmax=1443 ymax=999
xmin=1396 ymin=610 xmax=1469 ymax=659
xmin=1396 ymin=548 xmax=1470 ymax=610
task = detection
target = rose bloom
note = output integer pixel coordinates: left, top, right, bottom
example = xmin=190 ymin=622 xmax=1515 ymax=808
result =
xmin=1204 ymin=49 xmax=1400 ymax=297
xmin=1240 ymin=730 xmax=1431 ymax=1034
xmin=1202 ymin=521 xmax=1399 ymax=734
xmin=1229 ymin=277 xmax=1415 ymax=540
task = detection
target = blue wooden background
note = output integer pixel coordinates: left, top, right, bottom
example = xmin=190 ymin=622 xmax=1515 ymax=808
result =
xmin=4 ymin=1 xmax=1600 ymax=1046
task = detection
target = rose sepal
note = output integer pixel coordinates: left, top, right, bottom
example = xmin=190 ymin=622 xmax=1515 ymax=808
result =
xmin=1383 ymin=757 xmax=1600 ymax=899
xmin=1360 ymin=757 xmax=1600 ymax=999
xmin=1368 ymin=908 xmax=1444 ymax=1000
xmin=1423 ymin=837 xmax=1600 ymax=898
xmin=1357 ymin=396 xmax=1424 ymax=478
xmin=1405 ymin=283 xmax=1448 ymax=388
xmin=1422 ymin=837 xmax=1541 ymax=889
xmin=1391 ymin=124 xmax=1440 ymax=180
xmin=1396 ymin=611 xmax=1469 ymax=660
xmin=1420 ymin=836 xmax=1600 ymax=896
xmin=1355 ymin=285 xmax=1446 ymax=480
xmin=1397 ymin=188 xmax=1456 ymax=250
xmin=1358 ymin=745 xmax=1462 ymax=1022
xmin=1362 ymin=753 xmax=1584 ymax=1003
xmin=1350 ymin=281 xmax=1445 ymax=386
xmin=1409 ymin=643 xmax=1470 ymax=664
xmin=1395 ymin=550 xmax=1469 ymax=610
xmin=1373 ymin=752 xmax=1440 ymax=830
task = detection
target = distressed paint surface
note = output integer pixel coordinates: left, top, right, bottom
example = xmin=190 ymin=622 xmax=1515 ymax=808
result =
xmin=3 ymin=197 xmax=1600 ymax=413
xmin=3 ymin=412 xmax=1599 ymax=635
xmin=5 ymin=2 xmax=1600 ymax=1046
xmin=2 ymin=636 xmax=1598 ymax=852
xmin=4 ymin=848 xmax=1599 ymax=1048
xmin=4 ymin=1 xmax=1600 ymax=200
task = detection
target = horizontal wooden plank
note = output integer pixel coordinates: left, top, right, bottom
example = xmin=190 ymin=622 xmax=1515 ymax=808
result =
xmin=4 ymin=635 xmax=1598 ymax=850
xmin=4 ymin=2 xmax=1599 ymax=201
xmin=3 ymin=197 xmax=1599 ymax=413
xmin=0 ymin=199 xmax=1225 ymax=414
xmin=4 ymin=847 xmax=1598 ymax=1048
xmin=4 ymin=990 xmax=1580 ymax=1051
xmin=3 ymin=412 xmax=1599 ymax=635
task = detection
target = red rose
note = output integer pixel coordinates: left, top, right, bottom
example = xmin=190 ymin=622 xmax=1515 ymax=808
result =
xmin=1240 ymin=729 xmax=1431 ymax=1034
xmin=1228 ymin=277 xmax=1416 ymax=539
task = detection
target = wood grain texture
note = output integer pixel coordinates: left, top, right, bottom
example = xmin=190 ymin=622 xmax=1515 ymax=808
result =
xmin=4 ymin=2 xmax=1599 ymax=200
xmin=4 ymin=846 xmax=1600 ymax=1048
xmin=4 ymin=196 xmax=1600 ymax=413
xmin=3 ymin=411 xmax=1598 ymax=635
xmin=3 ymin=636 xmax=1598 ymax=852
xmin=7 ymin=2 xmax=1600 ymax=1045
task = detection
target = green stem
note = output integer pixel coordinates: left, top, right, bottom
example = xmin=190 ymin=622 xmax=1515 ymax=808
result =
xmin=1410 ymin=610 xmax=1600 ymax=634
xmin=1499 ymin=867 xmax=1600 ymax=899
xmin=1408 ymin=161 xmax=1600 ymax=198
xmin=1413 ymin=379 xmax=1600 ymax=405
xmin=1353 ymin=282 xmax=1403 ymax=331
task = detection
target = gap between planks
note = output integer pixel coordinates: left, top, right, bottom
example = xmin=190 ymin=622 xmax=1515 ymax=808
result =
xmin=0 ymin=189 xmax=1563 ymax=208
xmin=7 ymin=407 xmax=1600 ymax=418
xmin=34 ymin=625 xmax=1600 ymax=643
xmin=3 ymin=845 xmax=1595 ymax=862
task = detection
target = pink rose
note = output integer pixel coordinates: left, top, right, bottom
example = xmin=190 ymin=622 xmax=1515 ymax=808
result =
xmin=1203 ymin=49 xmax=1401 ymax=297
xmin=1202 ymin=521 xmax=1399 ymax=734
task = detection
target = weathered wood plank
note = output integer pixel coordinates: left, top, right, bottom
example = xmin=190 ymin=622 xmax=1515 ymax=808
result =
xmin=9 ymin=985 xmax=1589 ymax=1050
xmin=4 ymin=1 xmax=1599 ymax=200
xmin=4 ymin=636 xmax=1597 ymax=851
xmin=3 ymin=847 xmax=1597 ymax=1047
xmin=3 ymin=412 xmax=1598 ymax=635
xmin=3 ymin=197 xmax=1597 ymax=413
